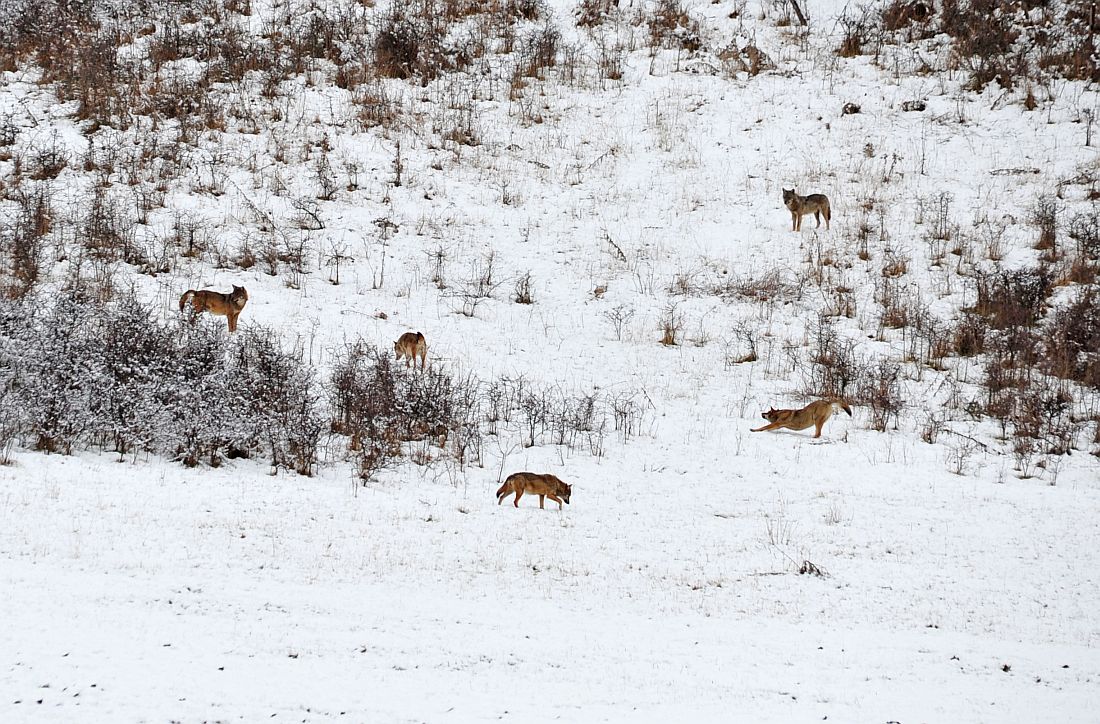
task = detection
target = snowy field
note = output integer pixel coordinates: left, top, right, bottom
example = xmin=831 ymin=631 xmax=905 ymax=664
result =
xmin=3 ymin=439 xmax=1099 ymax=721
xmin=2 ymin=0 xmax=1100 ymax=720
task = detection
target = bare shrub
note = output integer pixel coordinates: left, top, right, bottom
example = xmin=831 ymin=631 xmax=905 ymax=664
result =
xmin=520 ymin=388 xmax=550 ymax=447
xmin=875 ymin=277 xmax=910 ymax=329
xmin=857 ymin=360 xmax=904 ymax=431
xmin=1031 ymin=194 xmax=1060 ymax=261
xmin=995 ymin=378 xmax=1077 ymax=462
xmin=353 ymin=81 xmax=404 ymax=129
xmin=513 ymin=271 xmax=534 ymax=304
xmin=954 ymin=310 xmax=990 ymax=354
xmin=516 ymin=22 xmax=560 ymax=78
xmin=83 ymin=188 xmax=141 ymax=265
xmin=547 ymin=390 xmax=605 ymax=449
xmin=973 ymin=267 xmax=1052 ymax=330
xmin=982 ymin=332 xmax=1033 ymax=400
xmin=505 ymin=0 xmax=543 ymax=22
xmin=0 ymin=379 xmax=23 ymax=464
xmin=1067 ymin=210 xmax=1100 ymax=260
xmin=313 ymin=149 xmax=340 ymax=201
xmin=0 ymin=113 xmax=18 ymax=150
xmin=610 ymin=390 xmax=648 ymax=441
xmin=927 ymin=192 xmax=954 ymax=241
xmin=2 ymin=186 xmax=52 ymax=298
xmin=330 ymin=341 xmax=480 ymax=480
xmin=836 ymin=5 xmax=878 ymax=57
xmin=453 ymin=250 xmax=502 ymax=317
xmin=940 ymin=0 xmax=1022 ymax=89
xmin=804 ymin=316 xmax=860 ymax=399
xmin=594 ymin=36 xmax=626 ymax=79
xmin=882 ymin=0 xmax=934 ymax=32
xmin=920 ymin=411 xmax=944 ymax=444
xmin=1042 ymin=288 xmax=1100 ymax=388
xmin=726 ymin=323 xmax=758 ymax=364
xmin=646 ymin=0 xmax=702 ymax=52
xmin=713 ymin=268 xmax=804 ymax=304
xmin=658 ymin=302 xmax=683 ymax=346
xmin=576 ymin=0 xmax=615 ymax=26
xmin=27 ymin=136 xmax=69 ymax=181
xmin=373 ymin=5 xmax=450 ymax=81
xmin=604 ymin=304 xmax=635 ymax=341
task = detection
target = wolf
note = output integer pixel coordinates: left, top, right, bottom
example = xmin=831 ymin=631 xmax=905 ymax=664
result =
xmin=394 ymin=331 xmax=427 ymax=370
xmin=783 ymin=188 xmax=831 ymax=231
xmin=496 ymin=472 xmax=572 ymax=510
xmin=751 ymin=399 xmax=852 ymax=438
xmin=179 ymin=285 xmax=248 ymax=332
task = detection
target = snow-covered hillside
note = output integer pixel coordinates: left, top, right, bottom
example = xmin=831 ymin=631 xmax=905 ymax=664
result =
xmin=1 ymin=0 xmax=1098 ymax=720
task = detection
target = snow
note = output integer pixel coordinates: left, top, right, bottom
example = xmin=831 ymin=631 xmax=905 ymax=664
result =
xmin=2 ymin=0 xmax=1100 ymax=720
xmin=3 ymin=444 xmax=1099 ymax=721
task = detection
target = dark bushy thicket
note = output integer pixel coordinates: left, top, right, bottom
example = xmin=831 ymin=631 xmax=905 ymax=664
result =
xmin=803 ymin=316 xmax=904 ymax=431
xmin=973 ymin=268 xmax=1052 ymax=329
xmin=330 ymin=341 xmax=487 ymax=479
xmin=857 ymin=0 xmax=1100 ymax=89
xmin=1042 ymin=288 xmax=1100 ymax=389
xmin=934 ymin=257 xmax=1099 ymax=458
xmin=329 ymin=345 xmax=614 ymax=480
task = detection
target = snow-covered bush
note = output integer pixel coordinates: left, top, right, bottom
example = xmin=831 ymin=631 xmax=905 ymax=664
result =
xmin=0 ymin=290 xmax=326 ymax=474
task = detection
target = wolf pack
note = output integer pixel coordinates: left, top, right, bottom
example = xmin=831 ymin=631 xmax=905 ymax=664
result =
xmin=179 ymin=189 xmax=841 ymax=510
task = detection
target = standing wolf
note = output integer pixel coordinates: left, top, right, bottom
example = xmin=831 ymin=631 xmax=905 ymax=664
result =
xmin=496 ymin=472 xmax=572 ymax=510
xmin=394 ymin=331 xmax=427 ymax=370
xmin=179 ymin=285 xmax=249 ymax=332
xmin=783 ymin=188 xmax=831 ymax=231
xmin=751 ymin=400 xmax=851 ymax=438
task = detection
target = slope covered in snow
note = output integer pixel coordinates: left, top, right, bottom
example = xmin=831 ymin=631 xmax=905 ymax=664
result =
xmin=1 ymin=0 xmax=1098 ymax=719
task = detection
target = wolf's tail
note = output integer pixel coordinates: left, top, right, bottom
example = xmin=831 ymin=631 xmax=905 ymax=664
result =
xmin=178 ymin=290 xmax=195 ymax=311
xmin=496 ymin=480 xmax=511 ymax=501
xmin=839 ymin=402 xmax=852 ymax=416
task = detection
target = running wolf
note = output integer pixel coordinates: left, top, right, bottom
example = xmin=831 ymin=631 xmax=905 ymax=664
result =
xmin=496 ymin=472 xmax=572 ymax=510
xmin=751 ymin=399 xmax=851 ymax=438
xmin=179 ymin=285 xmax=249 ymax=332
xmin=783 ymin=188 xmax=831 ymax=231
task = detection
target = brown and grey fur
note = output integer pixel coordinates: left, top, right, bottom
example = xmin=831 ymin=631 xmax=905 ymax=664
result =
xmin=394 ymin=331 xmax=427 ymax=370
xmin=179 ymin=285 xmax=248 ymax=332
xmin=496 ymin=472 xmax=572 ymax=510
xmin=751 ymin=399 xmax=852 ymax=438
xmin=783 ymin=188 xmax=831 ymax=231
